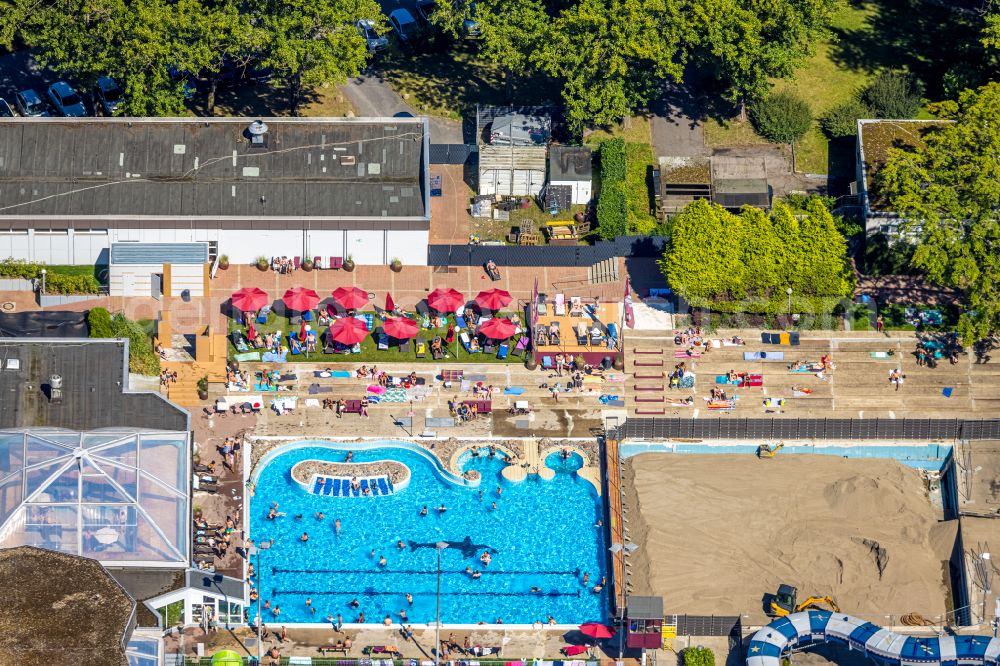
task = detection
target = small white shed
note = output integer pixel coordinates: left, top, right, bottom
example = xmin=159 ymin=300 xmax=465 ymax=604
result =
xmin=549 ymin=146 xmax=593 ymax=205
xmin=109 ymin=242 xmax=208 ymax=298
xmin=478 ymin=145 xmax=547 ymax=197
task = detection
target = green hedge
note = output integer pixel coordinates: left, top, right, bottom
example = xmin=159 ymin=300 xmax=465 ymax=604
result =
xmin=684 ymin=647 xmax=715 ymax=666
xmin=0 ymin=258 xmax=101 ymax=294
xmin=88 ymin=307 xmax=160 ymax=375
xmin=597 ymin=138 xmax=628 ymax=239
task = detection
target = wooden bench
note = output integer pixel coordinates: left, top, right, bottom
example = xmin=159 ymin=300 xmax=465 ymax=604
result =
xmin=461 ymin=400 xmax=492 ymax=414
xmin=319 ymin=645 xmax=350 ymax=656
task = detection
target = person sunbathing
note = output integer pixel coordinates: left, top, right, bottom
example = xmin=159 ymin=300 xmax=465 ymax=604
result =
xmin=727 ymin=369 xmax=739 ymax=383
xmin=356 ymin=365 xmax=368 ymax=378
xmin=431 ymin=337 xmax=443 ymax=358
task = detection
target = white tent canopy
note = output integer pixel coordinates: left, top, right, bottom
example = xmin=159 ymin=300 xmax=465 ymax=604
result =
xmin=0 ymin=428 xmax=189 ymax=567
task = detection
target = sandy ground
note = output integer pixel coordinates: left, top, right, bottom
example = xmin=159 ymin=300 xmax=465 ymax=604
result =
xmin=622 ymin=453 xmax=956 ymax=624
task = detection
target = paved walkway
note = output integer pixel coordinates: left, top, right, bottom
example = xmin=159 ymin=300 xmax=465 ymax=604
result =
xmin=650 ymin=89 xmax=709 ymax=159
xmin=343 ymin=68 xmax=463 ymax=143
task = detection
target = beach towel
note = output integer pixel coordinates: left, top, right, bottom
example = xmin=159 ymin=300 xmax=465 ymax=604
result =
xmin=943 ymin=387 xmax=954 ymax=398
xmin=744 ymin=351 xmax=784 ymax=361
xmin=367 ymin=385 xmax=387 ymax=394
xmin=678 ymin=374 xmax=695 ymax=388
xmin=504 ymin=387 xmax=526 ymax=395
xmin=605 ymin=373 xmax=627 ymax=382
xmin=381 ymin=387 xmax=408 ymax=403
xmin=253 ymin=383 xmax=279 ymax=392
xmin=870 ymin=351 xmax=891 ymax=359
xmin=792 ymin=389 xmax=812 ymax=397
xmin=674 ymin=350 xmax=702 ymax=358
xmin=234 ymin=352 xmax=261 ymax=362
xmin=304 ymin=398 xmax=321 ymax=408
xmin=314 ymin=370 xmax=352 ymax=378
xmin=763 ymin=397 xmax=785 ymax=408
xmin=789 ymin=366 xmax=813 ymax=373
xmin=261 ymin=351 xmax=287 ymax=363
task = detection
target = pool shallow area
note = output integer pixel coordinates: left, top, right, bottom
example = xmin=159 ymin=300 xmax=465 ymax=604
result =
xmin=251 ymin=441 xmax=608 ymax=625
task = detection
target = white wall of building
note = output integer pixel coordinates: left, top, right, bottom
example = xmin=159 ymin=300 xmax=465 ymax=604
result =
xmin=169 ymin=264 xmax=205 ymax=297
xmin=109 ymin=263 xmax=159 ymax=297
xmin=552 ymin=179 xmax=592 ymax=205
xmin=305 ymin=230 xmax=346 ymax=265
xmin=0 ymin=231 xmax=31 ymax=261
xmin=218 ymin=229 xmax=303 ymax=265
xmin=386 ymin=230 xmax=429 ymax=266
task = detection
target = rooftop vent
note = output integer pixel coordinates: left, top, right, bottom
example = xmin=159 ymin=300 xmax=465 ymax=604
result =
xmin=5 ymin=358 xmax=19 ymax=371
xmin=48 ymin=373 xmax=63 ymax=403
xmin=247 ymin=120 xmax=269 ymax=147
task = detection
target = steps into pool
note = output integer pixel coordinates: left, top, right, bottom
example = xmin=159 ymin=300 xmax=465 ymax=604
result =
xmin=311 ymin=475 xmax=394 ymax=497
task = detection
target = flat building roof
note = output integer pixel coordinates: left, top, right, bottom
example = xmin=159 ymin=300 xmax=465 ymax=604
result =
xmin=0 ymin=117 xmax=429 ymax=228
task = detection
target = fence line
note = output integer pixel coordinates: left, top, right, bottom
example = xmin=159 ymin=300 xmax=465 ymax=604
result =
xmin=618 ymin=418 xmax=1000 ymax=442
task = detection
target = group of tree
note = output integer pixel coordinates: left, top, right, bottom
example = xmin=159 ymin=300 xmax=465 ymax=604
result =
xmin=659 ymin=198 xmax=854 ymax=313
xmin=0 ymin=0 xmax=844 ymax=126
xmin=877 ymin=81 xmax=1000 ymax=345
xmin=431 ymin=0 xmax=843 ymax=131
xmin=0 ymin=0 xmax=380 ymax=115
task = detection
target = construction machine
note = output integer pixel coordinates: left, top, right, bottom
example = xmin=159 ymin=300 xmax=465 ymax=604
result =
xmin=757 ymin=442 xmax=785 ymax=459
xmin=768 ymin=584 xmax=840 ymax=617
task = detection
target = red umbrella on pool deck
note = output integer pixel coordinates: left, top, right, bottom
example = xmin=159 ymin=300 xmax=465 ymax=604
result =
xmin=383 ymin=317 xmax=419 ymax=340
xmin=475 ymin=288 xmax=512 ymax=311
xmin=329 ymin=317 xmax=369 ymax=345
xmin=282 ymin=287 xmax=320 ymax=312
xmin=578 ymin=623 xmax=614 ymax=639
xmin=427 ymin=287 xmax=465 ymax=313
xmin=479 ymin=317 xmax=517 ymax=340
xmin=332 ymin=286 xmax=369 ymax=310
xmin=232 ymin=287 xmax=269 ymax=313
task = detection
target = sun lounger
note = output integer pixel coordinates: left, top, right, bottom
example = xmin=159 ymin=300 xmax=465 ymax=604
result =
xmin=415 ymin=336 xmax=427 ymax=358
xmin=455 ymin=315 xmax=467 ymax=329
xmin=554 ymin=293 xmax=566 ymax=315
xmin=377 ymin=329 xmax=389 ymax=350
xmin=399 ymin=338 xmax=411 ymax=353
xmin=256 ymin=305 xmax=271 ymax=324
xmin=511 ymin=335 xmax=529 ymax=357
xmin=541 ymin=355 xmax=553 ymax=369
xmin=459 ymin=331 xmax=480 ymax=353
xmin=482 ymin=336 xmax=496 ymax=354
xmin=576 ymin=322 xmax=588 ymax=345
xmin=293 ymin=256 xmax=301 ymax=270
xmin=497 ymin=342 xmax=509 ymax=359
xmin=330 ymin=256 xmax=343 ymax=270
xmin=569 ymin=296 xmax=584 ymax=317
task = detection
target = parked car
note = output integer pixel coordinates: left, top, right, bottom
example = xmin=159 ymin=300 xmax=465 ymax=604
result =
xmin=463 ymin=1 xmax=481 ymax=37
xmin=47 ymin=81 xmax=87 ymax=117
xmin=92 ymin=76 xmax=122 ymax=116
xmin=168 ymin=66 xmax=198 ymax=100
xmin=389 ymin=9 xmax=419 ymax=42
xmin=15 ymin=89 xmax=48 ymax=117
xmin=356 ymin=19 xmax=388 ymax=52
xmin=0 ymin=98 xmax=13 ymax=117
xmin=416 ymin=0 xmax=437 ymax=23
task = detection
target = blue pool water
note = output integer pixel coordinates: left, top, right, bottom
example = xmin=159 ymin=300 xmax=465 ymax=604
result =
xmin=618 ymin=441 xmax=952 ymax=471
xmin=250 ymin=442 xmax=607 ymax=625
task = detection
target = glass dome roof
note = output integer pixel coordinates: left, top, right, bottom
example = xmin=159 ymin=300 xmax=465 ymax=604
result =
xmin=0 ymin=429 xmax=189 ymax=566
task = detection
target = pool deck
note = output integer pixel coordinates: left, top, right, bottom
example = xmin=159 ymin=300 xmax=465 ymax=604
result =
xmin=163 ymin=623 xmax=641 ymax=662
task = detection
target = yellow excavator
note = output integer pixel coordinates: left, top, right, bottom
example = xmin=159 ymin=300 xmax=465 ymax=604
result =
xmin=756 ymin=442 xmax=785 ymax=459
xmin=768 ymin=584 xmax=840 ymax=617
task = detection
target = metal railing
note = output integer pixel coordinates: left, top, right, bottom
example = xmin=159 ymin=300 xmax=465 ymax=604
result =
xmin=621 ymin=418 xmax=1000 ymax=442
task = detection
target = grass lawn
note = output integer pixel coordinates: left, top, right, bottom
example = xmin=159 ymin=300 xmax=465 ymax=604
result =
xmin=380 ymin=42 xmax=556 ymax=121
xmin=704 ymin=2 xmax=874 ymax=175
xmin=230 ymin=313 xmax=525 ymax=365
xmin=583 ymin=115 xmax=653 ymax=148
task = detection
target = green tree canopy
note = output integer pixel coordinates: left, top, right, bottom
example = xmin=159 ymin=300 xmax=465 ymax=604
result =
xmin=877 ymin=82 xmax=1000 ymax=343
xmin=659 ymin=199 xmax=853 ymax=312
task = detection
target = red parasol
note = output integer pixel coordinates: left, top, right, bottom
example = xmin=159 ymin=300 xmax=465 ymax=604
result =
xmin=383 ymin=317 xmax=419 ymax=340
xmin=329 ymin=317 xmax=369 ymax=345
xmin=578 ymin=623 xmax=614 ymax=639
xmin=332 ymin=286 xmax=369 ymax=310
xmin=479 ymin=318 xmax=517 ymax=340
xmin=386 ymin=293 xmax=396 ymax=313
xmin=427 ymin=287 xmax=465 ymax=313
xmin=475 ymin=288 xmax=512 ymax=311
xmin=232 ymin=287 xmax=269 ymax=313
xmin=282 ymin=287 xmax=320 ymax=312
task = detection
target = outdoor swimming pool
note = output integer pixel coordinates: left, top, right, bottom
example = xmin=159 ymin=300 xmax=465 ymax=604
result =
xmin=250 ymin=441 xmax=608 ymax=625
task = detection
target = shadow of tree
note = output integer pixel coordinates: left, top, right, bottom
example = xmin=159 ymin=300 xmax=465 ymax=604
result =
xmin=194 ymin=82 xmax=324 ymax=117
xmin=377 ymin=42 xmax=558 ymax=121
xmin=829 ymin=0 xmax=985 ymax=98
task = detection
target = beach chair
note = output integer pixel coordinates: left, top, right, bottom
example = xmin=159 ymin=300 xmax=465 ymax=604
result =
xmin=482 ymin=335 xmax=496 ymax=354
xmin=313 ymin=256 xmax=322 ymax=269
xmin=541 ymin=355 xmax=553 ymax=370
xmin=293 ymin=256 xmax=301 ymax=271
xmin=569 ymin=296 xmax=584 ymax=317
xmin=399 ymin=338 xmax=411 ymax=353
xmin=376 ymin=329 xmax=389 ymax=351
xmin=302 ymin=309 xmax=314 ymax=322
xmin=511 ymin=336 xmax=529 ymax=358
xmin=455 ymin=314 xmax=468 ymax=330
xmin=415 ymin=336 xmax=427 ymax=358
xmin=554 ymin=293 xmax=566 ymax=315
xmin=459 ymin=331 xmax=475 ymax=353
xmin=607 ymin=322 xmax=619 ymax=348
xmin=256 ymin=305 xmax=271 ymax=325
xmin=497 ymin=342 xmax=509 ymax=359
xmin=576 ymin=322 xmax=588 ymax=345
xmin=231 ymin=330 xmax=249 ymax=352
xmin=330 ymin=256 xmax=343 ymax=270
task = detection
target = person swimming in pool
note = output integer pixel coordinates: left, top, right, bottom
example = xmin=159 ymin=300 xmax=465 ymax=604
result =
xmin=349 ymin=599 xmax=360 ymax=609
xmin=334 ymin=519 xmax=341 ymax=534
xmin=438 ymin=504 xmax=447 ymax=514
xmin=420 ymin=506 xmax=428 ymax=517
xmin=397 ymin=540 xmax=405 ymax=550
xmin=378 ymin=555 xmax=387 ymax=567
xmin=405 ymin=593 xmax=413 ymax=605
xmin=479 ymin=551 xmax=491 ymax=566
xmin=300 ymin=532 xmax=309 ymax=542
